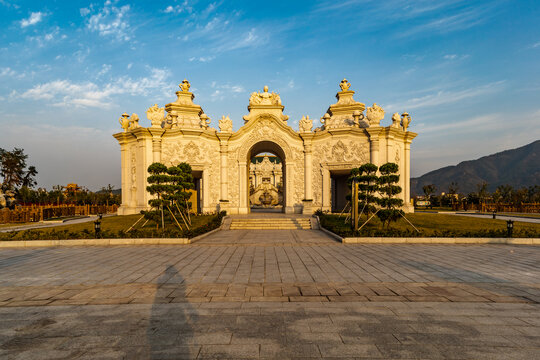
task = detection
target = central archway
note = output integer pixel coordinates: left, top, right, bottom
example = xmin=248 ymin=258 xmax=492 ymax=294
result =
xmin=246 ymin=141 xmax=287 ymax=213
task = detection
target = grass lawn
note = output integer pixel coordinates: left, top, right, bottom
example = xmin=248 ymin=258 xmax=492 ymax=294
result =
xmin=320 ymin=213 xmax=540 ymax=238
xmin=0 ymin=213 xmax=222 ymax=240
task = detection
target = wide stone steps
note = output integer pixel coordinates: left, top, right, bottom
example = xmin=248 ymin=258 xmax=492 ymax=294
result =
xmin=229 ymin=218 xmax=312 ymax=230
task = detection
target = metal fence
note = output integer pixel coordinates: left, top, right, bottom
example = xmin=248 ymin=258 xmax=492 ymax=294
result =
xmin=0 ymin=204 xmax=118 ymax=224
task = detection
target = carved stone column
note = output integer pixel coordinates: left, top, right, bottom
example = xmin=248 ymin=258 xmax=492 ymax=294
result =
xmin=321 ymin=167 xmax=331 ymax=212
xmin=220 ymin=144 xmax=228 ymax=200
xmin=202 ymin=169 xmax=210 ymax=212
xmin=366 ymin=128 xmax=382 ymax=167
xmin=152 ymin=139 xmax=161 ymax=163
xmin=403 ymin=140 xmax=413 ymax=213
xmin=284 ymin=162 xmax=294 ymax=213
xmin=238 ymin=161 xmax=248 ymax=214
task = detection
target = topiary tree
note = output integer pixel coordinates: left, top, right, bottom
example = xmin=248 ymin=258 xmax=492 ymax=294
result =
xmin=145 ymin=162 xmax=169 ymax=229
xmin=350 ymin=163 xmax=379 ymax=218
xmin=164 ymin=162 xmax=194 ymax=228
xmin=143 ymin=162 xmax=195 ymax=231
xmin=377 ymin=162 xmax=404 ymax=228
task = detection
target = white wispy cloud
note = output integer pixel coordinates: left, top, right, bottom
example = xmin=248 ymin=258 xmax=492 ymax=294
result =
xmin=20 ymin=11 xmax=44 ymax=27
xmin=14 ymin=67 xmax=172 ymax=108
xmin=27 ymin=26 xmax=66 ymax=47
xmin=82 ymin=1 xmax=132 ymax=41
xmin=163 ymin=1 xmax=193 ymax=15
xmin=387 ymin=81 xmax=505 ymax=111
xmin=443 ymin=54 xmax=469 ymax=61
xmin=97 ymin=64 xmax=112 ymax=76
xmin=0 ymin=67 xmax=16 ymax=77
xmin=209 ymin=82 xmax=245 ymax=101
xmin=189 ymin=56 xmax=215 ymax=63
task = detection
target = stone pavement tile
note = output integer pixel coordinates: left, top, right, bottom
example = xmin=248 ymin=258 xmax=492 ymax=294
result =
xmin=376 ymin=344 xmax=445 ymax=359
xmin=367 ymin=295 xmax=407 ymax=302
xmin=468 ymin=316 xmax=529 ymax=326
xmin=445 ymin=295 xmax=490 ymax=302
xmin=290 ymin=296 xmax=328 ymax=302
xmin=128 ymin=346 xmax=198 ymax=360
xmin=317 ymin=285 xmax=338 ymax=296
xmin=349 ymin=284 xmax=377 ymax=296
xmin=5 ymin=300 xmax=52 ymax=307
xmin=263 ymin=285 xmax=283 ymax=297
xmin=328 ymin=295 xmax=368 ymax=302
xmin=230 ymin=332 xmax=286 ymax=345
xmin=318 ymin=344 xmax=382 ymax=358
xmin=368 ymin=285 xmax=396 ymax=296
xmin=184 ymin=332 xmax=232 ymax=345
xmin=483 ymin=295 xmax=532 ymax=303
xmin=282 ymin=285 xmax=301 ymax=296
xmin=87 ymin=298 xmax=132 ymax=305
xmin=172 ymin=297 xmax=210 ymax=303
xmin=438 ymin=345 xmax=540 ymax=360
xmin=210 ymin=296 xmax=248 ymax=302
xmin=49 ymin=289 xmax=82 ymax=300
xmin=225 ymin=285 xmax=246 ymax=297
xmin=290 ymin=331 xmax=343 ymax=344
xmin=404 ymin=295 xmax=449 ymax=302
xmin=250 ymin=296 xmax=289 ymax=302
xmin=245 ymin=285 xmax=263 ymax=297
xmin=198 ymin=344 xmax=259 ymax=359
xmin=7 ymin=349 xmax=85 ymax=360
xmin=504 ymin=335 xmax=540 ymax=347
xmin=260 ymin=343 xmax=320 ymax=358
xmin=300 ymin=286 xmax=320 ymax=296
xmin=340 ymin=334 xmax=400 ymax=345
xmin=335 ymin=285 xmax=357 ymax=296
xmin=207 ymin=286 xmax=228 ymax=297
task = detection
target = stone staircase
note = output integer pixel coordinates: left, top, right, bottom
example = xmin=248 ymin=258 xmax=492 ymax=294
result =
xmin=229 ymin=217 xmax=312 ymax=230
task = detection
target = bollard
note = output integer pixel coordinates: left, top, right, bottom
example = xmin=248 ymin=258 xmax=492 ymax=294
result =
xmin=506 ymin=220 xmax=514 ymax=238
xmin=94 ymin=214 xmax=102 ymax=238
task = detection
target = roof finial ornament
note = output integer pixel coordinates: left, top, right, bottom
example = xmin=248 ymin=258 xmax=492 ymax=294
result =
xmin=180 ymin=79 xmax=191 ymax=92
xmin=339 ymin=78 xmax=351 ymax=91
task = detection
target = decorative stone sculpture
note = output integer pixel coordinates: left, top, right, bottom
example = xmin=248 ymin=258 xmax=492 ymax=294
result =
xmin=249 ymin=86 xmax=281 ymax=106
xmin=119 ymin=112 xmax=130 ymax=132
xmin=128 ymin=113 xmax=140 ymax=130
xmin=391 ymin=113 xmax=401 ymax=128
xmin=339 ymin=78 xmax=351 ymax=91
xmin=366 ymin=103 xmax=385 ymax=127
xmin=352 ymin=110 xmax=365 ymax=127
xmin=200 ymin=113 xmax=210 ymax=129
xmin=180 ymin=79 xmax=191 ymax=92
xmin=401 ymin=112 xmax=411 ymax=131
xmin=219 ymin=115 xmax=233 ymax=132
xmin=146 ymin=104 xmax=165 ymax=128
xmin=299 ymin=115 xmax=313 ymax=132
xmin=320 ymin=113 xmax=331 ymax=127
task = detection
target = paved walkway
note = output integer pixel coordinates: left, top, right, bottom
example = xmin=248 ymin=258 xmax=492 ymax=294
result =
xmin=0 ymin=229 xmax=539 ymax=358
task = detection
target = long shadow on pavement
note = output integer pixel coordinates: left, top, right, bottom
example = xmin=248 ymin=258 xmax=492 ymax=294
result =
xmin=147 ymin=264 xmax=199 ymax=359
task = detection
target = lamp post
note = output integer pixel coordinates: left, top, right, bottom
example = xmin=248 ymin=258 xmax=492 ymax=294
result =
xmin=506 ymin=220 xmax=514 ymax=238
xmin=94 ymin=214 xmax=102 ymax=238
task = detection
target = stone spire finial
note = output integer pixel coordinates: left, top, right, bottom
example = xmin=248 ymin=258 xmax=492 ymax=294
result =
xmin=180 ymin=79 xmax=191 ymax=92
xmin=339 ymin=78 xmax=351 ymax=91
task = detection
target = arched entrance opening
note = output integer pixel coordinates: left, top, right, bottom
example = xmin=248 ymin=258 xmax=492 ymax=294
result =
xmin=246 ymin=141 xmax=286 ymax=213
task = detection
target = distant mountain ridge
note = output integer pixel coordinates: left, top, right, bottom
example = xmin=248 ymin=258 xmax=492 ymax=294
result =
xmin=411 ymin=140 xmax=540 ymax=196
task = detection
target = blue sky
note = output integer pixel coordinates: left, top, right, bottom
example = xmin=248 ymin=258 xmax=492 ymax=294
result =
xmin=0 ymin=0 xmax=539 ymax=190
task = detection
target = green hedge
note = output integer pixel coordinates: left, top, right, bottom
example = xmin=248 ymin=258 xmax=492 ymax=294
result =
xmin=0 ymin=212 xmax=225 ymax=240
xmin=318 ymin=212 xmax=539 ymax=238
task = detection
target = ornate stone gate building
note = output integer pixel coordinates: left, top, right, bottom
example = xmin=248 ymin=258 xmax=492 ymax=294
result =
xmin=113 ymin=79 xmax=417 ymax=215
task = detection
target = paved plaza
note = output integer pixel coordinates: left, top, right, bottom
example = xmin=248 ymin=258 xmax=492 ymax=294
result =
xmin=0 ymin=229 xmax=539 ymax=359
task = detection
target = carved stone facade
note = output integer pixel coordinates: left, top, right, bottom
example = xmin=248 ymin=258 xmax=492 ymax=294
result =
xmin=113 ymin=80 xmax=417 ymax=215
